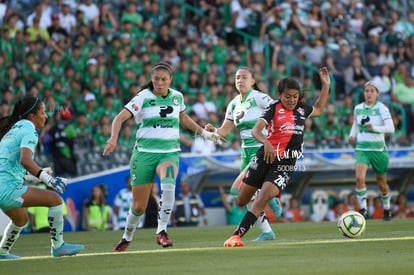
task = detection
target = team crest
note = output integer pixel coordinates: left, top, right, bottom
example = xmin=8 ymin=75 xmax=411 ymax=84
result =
xmin=246 ymin=99 xmax=251 ymax=109
xmin=297 ymin=107 xmax=304 ymax=115
xmin=172 ymin=96 xmax=179 ymax=106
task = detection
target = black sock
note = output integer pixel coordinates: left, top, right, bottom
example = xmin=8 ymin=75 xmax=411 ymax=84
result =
xmin=233 ymin=211 xmax=257 ymax=238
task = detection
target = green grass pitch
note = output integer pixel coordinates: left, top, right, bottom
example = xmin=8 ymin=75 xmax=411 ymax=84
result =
xmin=1 ymin=219 xmax=413 ymax=275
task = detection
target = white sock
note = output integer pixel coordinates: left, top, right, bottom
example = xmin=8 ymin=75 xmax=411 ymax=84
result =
xmin=356 ymin=188 xmax=367 ymax=210
xmin=122 ymin=209 xmax=143 ymax=242
xmin=157 ymin=182 xmax=175 ymax=234
xmin=381 ymin=193 xmax=391 ymax=210
xmin=49 ymin=204 xmax=64 ymax=248
xmin=0 ymin=222 xmax=24 ymax=255
xmin=255 ymin=212 xmax=273 ymax=233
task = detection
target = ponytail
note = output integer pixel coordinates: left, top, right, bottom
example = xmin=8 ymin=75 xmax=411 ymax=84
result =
xmin=0 ymin=96 xmax=42 ymax=140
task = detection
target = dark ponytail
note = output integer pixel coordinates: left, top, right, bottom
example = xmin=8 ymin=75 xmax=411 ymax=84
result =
xmin=0 ymin=96 xmax=41 ymax=140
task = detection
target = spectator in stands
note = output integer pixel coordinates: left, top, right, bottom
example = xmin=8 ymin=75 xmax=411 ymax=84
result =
xmin=49 ymin=109 xmax=77 ymax=177
xmin=372 ymin=64 xmax=396 ymax=102
xmin=321 ymin=113 xmax=342 ymax=148
xmin=376 ymin=43 xmax=395 ymax=70
xmin=172 ymin=179 xmax=207 ymax=227
xmin=303 ymin=117 xmax=319 ymax=149
xmin=78 ymin=0 xmax=99 ymax=24
xmin=83 ymin=184 xmax=113 ymax=231
xmin=391 ymin=74 xmax=414 ymax=136
xmin=93 ymin=118 xmax=111 ymax=150
xmin=326 ymin=39 xmax=352 ymax=98
xmin=348 ymin=81 xmax=395 ymax=221
xmin=219 ymin=185 xmax=248 ymax=225
xmin=192 ymin=91 xmax=217 ymax=121
xmin=369 ymin=196 xmax=384 ymax=220
xmin=392 ymin=193 xmax=414 ymax=219
xmin=284 ymin=197 xmax=307 ymax=222
xmin=58 ymin=3 xmax=76 ymax=36
xmin=191 ymin=120 xmax=217 ymax=154
xmin=344 ymin=57 xmax=372 ymax=95
xmin=93 ymin=2 xmax=118 ymax=35
xmin=74 ymin=112 xmax=92 ymax=148
xmin=297 ymin=33 xmax=326 ymax=69
xmin=26 ymin=16 xmax=50 ymax=42
xmin=26 ymin=2 xmax=51 ymax=29
xmin=344 ymin=192 xmax=359 ymax=212
xmin=325 ymin=201 xmax=347 ymax=222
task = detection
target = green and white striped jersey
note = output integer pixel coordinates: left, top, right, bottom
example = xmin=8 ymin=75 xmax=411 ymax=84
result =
xmin=225 ymin=89 xmax=274 ymax=148
xmin=352 ymin=101 xmax=393 ymax=151
xmin=125 ymin=88 xmax=185 ymax=153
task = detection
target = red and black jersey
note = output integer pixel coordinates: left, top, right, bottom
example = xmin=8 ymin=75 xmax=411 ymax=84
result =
xmin=260 ymin=100 xmax=314 ymax=158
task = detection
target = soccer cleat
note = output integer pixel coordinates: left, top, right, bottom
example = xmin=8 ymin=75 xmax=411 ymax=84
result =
xmin=253 ymin=231 xmax=276 ymax=242
xmin=113 ymin=238 xmax=130 ymax=252
xmin=51 ymin=243 xmax=84 ymax=257
xmin=383 ymin=209 xmax=392 ymax=221
xmin=0 ymin=253 xmax=21 ymax=260
xmin=156 ymin=230 xmax=173 ymax=247
xmin=224 ymin=235 xmax=244 ymax=247
xmin=359 ymin=208 xmax=368 ymax=218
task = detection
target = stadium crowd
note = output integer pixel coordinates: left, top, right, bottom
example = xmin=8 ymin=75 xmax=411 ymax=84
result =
xmin=0 ymin=0 xmax=414 ymax=178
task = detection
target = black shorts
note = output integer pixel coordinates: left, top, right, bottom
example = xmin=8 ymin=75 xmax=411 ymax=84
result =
xmin=243 ymin=147 xmax=297 ymax=191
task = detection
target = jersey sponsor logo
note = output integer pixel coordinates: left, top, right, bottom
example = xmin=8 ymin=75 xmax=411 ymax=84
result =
xmin=278 ymin=108 xmax=285 ymax=114
xmin=132 ymin=103 xmax=139 ymax=111
xmin=275 ymin=143 xmax=304 ymax=161
xmin=159 ymin=106 xmax=173 ymax=117
xmin=235 ymin=111 xmax=245 ymax=124
xmin=361 ymin=116 xmax=370 ymax=125
xmin=279 ymin=122 xmax=304 ymax=134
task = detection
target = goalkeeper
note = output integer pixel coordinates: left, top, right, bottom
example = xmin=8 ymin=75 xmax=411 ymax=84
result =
xmin=0 ymin=95 xmax=84 ymax=260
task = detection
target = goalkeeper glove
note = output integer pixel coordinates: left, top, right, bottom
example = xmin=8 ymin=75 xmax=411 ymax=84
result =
xmin=38 ymin=170 xmax=67 ymax=193
xmin=24 ymin=167 xmax=53 ymax=182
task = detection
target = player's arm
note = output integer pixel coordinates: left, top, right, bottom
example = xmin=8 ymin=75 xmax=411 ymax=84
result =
xmin=310 ymin=67 xmax=331 ymax=117
xmin=252 ymin=119 xmax=275 ymax=164
xmin=20 ymin=147 xmax=43 ymax=177
xmin=180 ymin=112 xmax=225 ymax=144
xmin=205 ymin=119 xmax=234 ymax=137
xmin=103 ymin=109 xmax=132 ymax=155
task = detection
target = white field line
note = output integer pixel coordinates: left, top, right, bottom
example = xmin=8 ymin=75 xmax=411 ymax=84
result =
xmin=10 ymin=236 xmax=414 ymax=261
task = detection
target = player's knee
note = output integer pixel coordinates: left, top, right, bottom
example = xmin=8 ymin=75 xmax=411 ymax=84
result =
xmin=131 ymin=202 xmax=146 ymax=213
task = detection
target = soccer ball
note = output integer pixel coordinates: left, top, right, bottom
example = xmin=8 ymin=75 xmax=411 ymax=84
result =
xmin=337 ymin=210 xmax=366 ymax=238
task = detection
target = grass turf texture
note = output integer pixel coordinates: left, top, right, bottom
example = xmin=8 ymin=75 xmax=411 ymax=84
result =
xmin=1 ymin=219 xmax=413 ymax=275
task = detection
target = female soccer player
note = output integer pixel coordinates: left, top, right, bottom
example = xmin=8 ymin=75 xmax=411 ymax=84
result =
xmin=224 ymin=67 xmax=331 ymax=247
xmin=348 ymin=81 xmax=395 ymax=221
xmin=0 ymin=96 xmax=84 ymax=259
xmin=205 ymin=67 xmax=281 ymax=241
xmin=103 ymin=62 xmax=223 ymax=252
